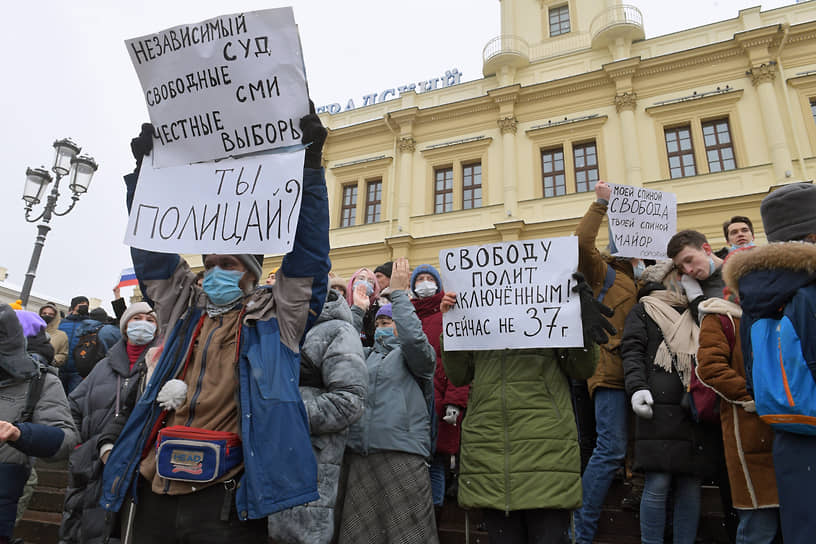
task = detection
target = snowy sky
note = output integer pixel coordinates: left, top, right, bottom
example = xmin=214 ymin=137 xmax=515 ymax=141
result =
xmin=0 ymin=0 xmax=797 ymax=311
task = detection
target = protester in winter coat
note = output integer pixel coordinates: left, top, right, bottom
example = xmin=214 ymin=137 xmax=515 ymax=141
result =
xmin=58 ymin=296 xmax=95 ymax=394
xmin=59 ymin=302 xmax=161 ymax=544
xmin=89 ymin=307 xmax=123 ymax=349
xmin=99 ymin=111 xmax=329 ymax=544
xmin=267 ymin=288 xmax=367 ymax=544
xmin=12 ymin=311 xmax=56 ymax=526
xmin=39 ymin=303 xmax=68 ymax=367
xmin=696 ymin=294 xmax=780 ymax=544
xmin=572 ymin=181 xmax=640 ymax=543
xmin=344 ymin=268 xmax=381 ymax=347
xmin=622 ymin=268 xmax=720 ymax=544
xmin=338 ymin=258 xmax=438 ymax=544
xmin=409 ymin=264 xmax=468 ymax=509
xmin=723 ymin=182 xmax=816 ymax=544
xmin=0 ymin=304 xmax=77 ymax=544
xmin=440 ymin=274 xmax=612 ymax=544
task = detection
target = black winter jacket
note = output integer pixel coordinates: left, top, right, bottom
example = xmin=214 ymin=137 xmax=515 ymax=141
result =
xmin=59 ymin=339 xmax=152 ymax=544
xmin=621 ymin=285 xmax=720 ymax=478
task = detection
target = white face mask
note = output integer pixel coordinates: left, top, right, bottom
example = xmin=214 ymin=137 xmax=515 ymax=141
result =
xmin=126 ymin=320 xmax=157 ymax=346
xmin=414 ymin=280 xmax=437 ymax=298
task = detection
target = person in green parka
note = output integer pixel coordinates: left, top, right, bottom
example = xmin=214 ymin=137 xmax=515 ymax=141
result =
xmin=440 ymin=273 xmax=614 ymax=544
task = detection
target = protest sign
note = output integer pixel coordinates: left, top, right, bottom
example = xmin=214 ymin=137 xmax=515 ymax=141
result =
xmin=124 ymin=149 xmax=305 ymax=255
xmin=126 ymin=8 xmax=309 ymax=167
xmin=440 ymin=236 xmax=583 ymax=351
xmin=607 ymin=183 xmax=677 ymax=260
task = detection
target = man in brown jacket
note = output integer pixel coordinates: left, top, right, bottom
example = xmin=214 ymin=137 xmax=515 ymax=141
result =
xmin=696 ymin=293 xmax=780 ymax=543
xmin=38 ymin=303 xmax=67 ymax=367
xmin=572 ymin=180 xmax=639 ymax=544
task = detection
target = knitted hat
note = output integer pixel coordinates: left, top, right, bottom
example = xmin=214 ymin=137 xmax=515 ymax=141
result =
xmin=70 ymin=296 xmax=89 ymax=309
xmin=375 ymin=304 xmax=393 ymax=320
xmin=410 ymin=264 xmax=443 ymax=294
xmin=374 ymin=262 xmax=393 ymax=278
xmin=201 ymin=254 xmax=264 ymax=284
xmin=120 ymin=302 xmax=158 ymax=336
xmin=329 ymin=276 xmax=346 ymax=292
xmin=761 ymin=182 xmax=816 ymax=242
xmin=14 ymin=310 xmax=47 ymax=338
xmin=0 ymin=304 xmax=36 ymax=379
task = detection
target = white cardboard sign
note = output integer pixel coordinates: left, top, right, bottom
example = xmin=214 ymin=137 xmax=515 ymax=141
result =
xmin=124 ymin=150 xmax=305 ymax=255
xmin=440 ymin=236 xmax=583 ymax=351
xmin=607 ymin=183 xmax=677 ymax=260
xmin=126 ymin=8 xmax=309 ymax=167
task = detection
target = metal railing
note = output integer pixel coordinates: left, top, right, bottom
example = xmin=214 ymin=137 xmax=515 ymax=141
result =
xmin=482 ymin=34 xmax=530 ymax=65
xmin=590 ymin=4 xmax=644 ymax=41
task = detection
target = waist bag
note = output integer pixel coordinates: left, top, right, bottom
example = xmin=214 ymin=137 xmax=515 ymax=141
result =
xmin=156 ymin=426 xmax=242 ymax=483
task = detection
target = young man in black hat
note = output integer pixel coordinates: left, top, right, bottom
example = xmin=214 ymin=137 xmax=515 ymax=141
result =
xmin=57 ymin=296 xmax=95 ymax=394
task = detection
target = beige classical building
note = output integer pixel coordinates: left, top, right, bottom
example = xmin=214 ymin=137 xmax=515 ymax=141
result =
xmin=263 ymin=0 xmax=816 ymax=278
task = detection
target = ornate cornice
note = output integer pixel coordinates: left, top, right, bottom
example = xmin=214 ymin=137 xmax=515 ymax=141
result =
xmin=748 ymin=62 xmax=776 ymax=86
xmin=398 ymin=137 xmax=416 ymax=153
xmin=426 ymin=103 xmax=498 ymax=122
xmin=497 ymin=116 xmax=518 ymax=135
xmin=636 ymin=48 xmax=743 ymax=78
xmin=614 ymin=92 xmax=638 ymax=113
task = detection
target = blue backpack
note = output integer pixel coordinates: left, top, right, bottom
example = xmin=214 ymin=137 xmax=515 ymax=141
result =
xmin=750 ymin=310 xmax=816 ymax=435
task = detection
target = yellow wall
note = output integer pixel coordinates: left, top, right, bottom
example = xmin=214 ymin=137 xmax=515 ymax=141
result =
xmin=261 ymin=1 xmax=816 ymax=281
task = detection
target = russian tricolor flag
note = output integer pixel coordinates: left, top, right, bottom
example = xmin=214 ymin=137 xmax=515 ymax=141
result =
xmin=118 ymin=267 xmax=139 ymax=289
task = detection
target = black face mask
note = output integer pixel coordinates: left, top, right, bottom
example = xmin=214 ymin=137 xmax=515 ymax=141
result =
xmin=76 ymin=305 xmax=89 ymax=316
xmin=41 ymin=315 xmax=55 ymax=325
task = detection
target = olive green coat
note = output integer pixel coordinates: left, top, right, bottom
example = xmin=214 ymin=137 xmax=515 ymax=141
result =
xmin=443 ymin=344 xmax=597 ymax=512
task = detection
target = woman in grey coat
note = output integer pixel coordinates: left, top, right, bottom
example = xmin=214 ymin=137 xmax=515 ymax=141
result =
xmin=338 ymin=258 xmax=438 ymax=544
xmin=268 ymin=289 xmax=367 ymax=544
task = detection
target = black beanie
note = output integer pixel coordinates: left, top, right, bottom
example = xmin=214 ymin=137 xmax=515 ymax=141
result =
xmin=374 ymin=261 xmax=393 ymax=278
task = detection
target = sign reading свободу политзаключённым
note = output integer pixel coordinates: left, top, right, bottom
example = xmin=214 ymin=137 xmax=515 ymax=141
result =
xmin=440 ymin=236 xmax=583 ymax=351
xmin=125 ymin=8 xmax=309 ymax=168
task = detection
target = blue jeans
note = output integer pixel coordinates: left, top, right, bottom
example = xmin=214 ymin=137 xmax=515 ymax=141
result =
xmin=429 ymin=457 xmax=446 ymax=507
xmin=737 ymin=508 xmax=779 ymax=544
xmin=573 ymin=388 xmax=628 ymax=544
xmin=772 ymin=430 xmax=816 ymax=544
xmin=640 ymin=472 xmax=701 ymax=544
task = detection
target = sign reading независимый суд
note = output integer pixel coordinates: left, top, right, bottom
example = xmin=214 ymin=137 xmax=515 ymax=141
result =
xmin=126 ymin=8 xmax=309 ymax=168
xmin=607 ymin=184 xmax=677 ymax=260
xmin=440 ymin=237 xmax=583 ymax=351
xmin=125 ymin=150 xmax=305 ymax=255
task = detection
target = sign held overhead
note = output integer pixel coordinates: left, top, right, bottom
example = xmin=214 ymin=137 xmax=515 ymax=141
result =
xmin=126 ymin=8 xmax=309 ymax=167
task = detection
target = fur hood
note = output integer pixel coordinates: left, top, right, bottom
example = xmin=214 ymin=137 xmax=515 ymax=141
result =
xmin=697 ymin=297 xmax=742 ymax=319
xmin=723 ymin=242 xmax=816 ymax=293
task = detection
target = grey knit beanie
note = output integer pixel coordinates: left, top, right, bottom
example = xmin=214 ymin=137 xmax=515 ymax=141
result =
xmin=761 ymin=182 xmax=816 ymax=242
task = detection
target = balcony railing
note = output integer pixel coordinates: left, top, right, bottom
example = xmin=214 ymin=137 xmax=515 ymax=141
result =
xmin=482 ymin=34 xmax=530 ymax=75
xmin=590 ymin=4 xmax=644 ymax=46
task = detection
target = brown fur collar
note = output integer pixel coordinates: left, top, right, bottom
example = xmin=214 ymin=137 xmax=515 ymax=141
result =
xmin=640 ymin=260 xmax=675 ymax=284
xmin=723 ymin=242 xmax=816 ymax=293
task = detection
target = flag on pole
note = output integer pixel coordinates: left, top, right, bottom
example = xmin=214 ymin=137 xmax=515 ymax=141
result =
xmin=117 ymin=267 xmax=138 ymax=289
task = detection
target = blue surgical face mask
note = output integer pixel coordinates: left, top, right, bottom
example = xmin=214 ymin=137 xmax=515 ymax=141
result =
xmin=730 ymin=241 xmax=755 ymax=251
xmin=709 ymin=257 xmax=717 ymax=276
xmin=354 ymin=280 xmax=374 ymax=297
xmin=374 ymin=327 xmax=395 ymax=344
xmin=126 ymin=320 xmax=156 ymax=346
xmin=632 ymin=260 xmax=646 ymax=280
xmin=203 ymin=267 xmax=245 ymax=306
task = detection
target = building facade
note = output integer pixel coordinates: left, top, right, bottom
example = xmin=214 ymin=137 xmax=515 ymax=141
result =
xmin=263 ymin=0 xmax=816 ymax=277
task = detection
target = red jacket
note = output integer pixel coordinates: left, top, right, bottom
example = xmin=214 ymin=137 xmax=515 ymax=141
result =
xmin=412 ymin=292 xmax=469 ymax=454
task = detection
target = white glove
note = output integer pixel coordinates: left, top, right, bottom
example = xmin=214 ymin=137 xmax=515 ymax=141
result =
xmin=743 ymin=400 xmax=756 ymax=413
xmin=156 ymin=379 xmax=188 ymax=411
xmin=442 ymin=405 xmax=461 ymax=426
xmin=680 ymin=275 xmax=704 ymax=301
xmin=631 ymin=390 xmax=654 ymax=419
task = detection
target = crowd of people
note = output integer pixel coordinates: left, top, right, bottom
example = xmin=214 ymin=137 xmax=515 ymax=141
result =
xmin=1 ymin=107 xmax=814 ymax=544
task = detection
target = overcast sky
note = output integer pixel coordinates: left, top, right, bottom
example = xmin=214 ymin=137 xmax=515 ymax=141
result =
xmin=0 ymin=0 xmax=797 ymax=311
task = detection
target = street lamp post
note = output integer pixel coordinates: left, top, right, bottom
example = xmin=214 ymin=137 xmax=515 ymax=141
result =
xmin=19 ymin=138 xmax=98 ymax=309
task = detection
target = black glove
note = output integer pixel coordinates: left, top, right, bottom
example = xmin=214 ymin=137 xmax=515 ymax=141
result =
xmin=130 ymin=123 xmax=154 ymax=173
xmin=300 ymin=100 xmax=327 ymax=169
xmin=572 ymin=272 xmax=616 ymax=345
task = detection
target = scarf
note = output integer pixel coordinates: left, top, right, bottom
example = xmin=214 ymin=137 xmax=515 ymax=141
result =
xmin=126 ymin=342 xmax=148 ymax=370
xmin=640 ymin=289 xmax=698 ymax=388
